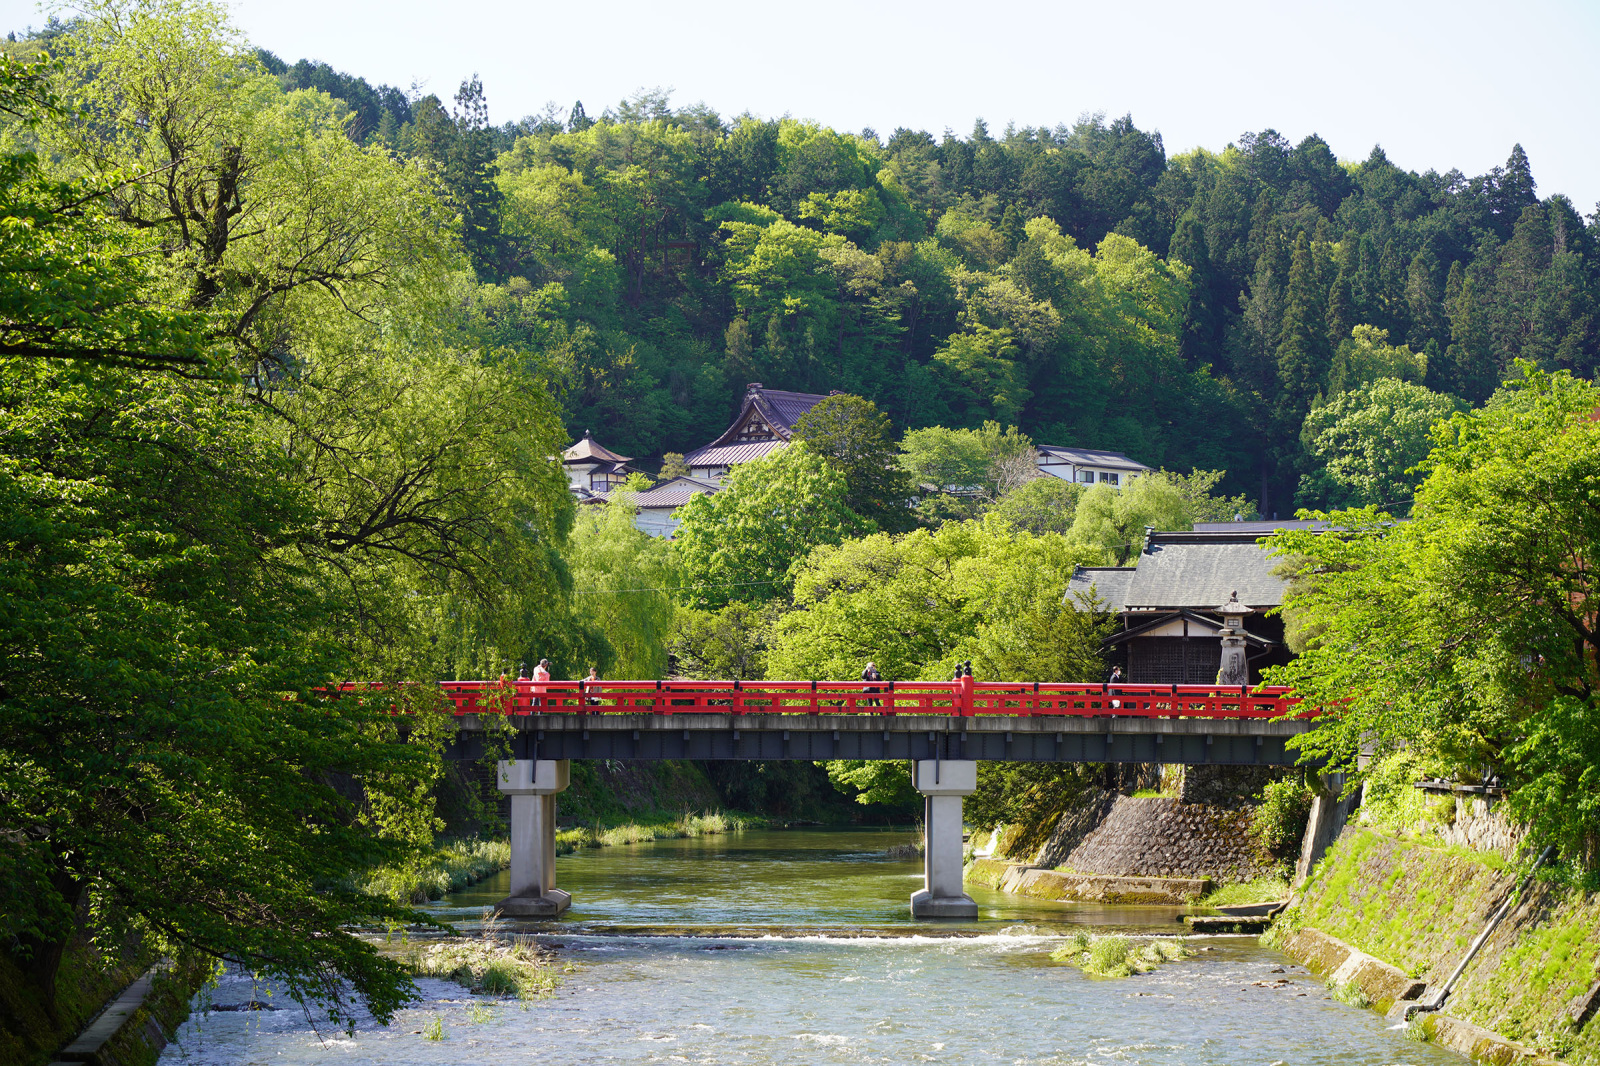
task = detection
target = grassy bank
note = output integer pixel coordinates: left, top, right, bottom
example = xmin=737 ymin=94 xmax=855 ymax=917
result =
xmin=554 ymin=811 xmax=768 ymax=853
xmin=1271 ymin=826 xmax=1600 ymax=1062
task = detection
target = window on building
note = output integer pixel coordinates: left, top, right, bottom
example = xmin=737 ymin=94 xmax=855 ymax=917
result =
xmin=1105 ymin=472 xmax=1119 ymax=485
xmin=1078 ymin=470 xmax=1095 ymax=484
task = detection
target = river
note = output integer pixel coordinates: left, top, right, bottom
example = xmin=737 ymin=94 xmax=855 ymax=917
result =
xmin=160 ymin=828 xmax=1459 ymax=1065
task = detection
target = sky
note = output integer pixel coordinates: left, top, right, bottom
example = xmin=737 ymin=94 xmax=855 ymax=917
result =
xmin=6 ymin=0 xmax=1599 ymax=211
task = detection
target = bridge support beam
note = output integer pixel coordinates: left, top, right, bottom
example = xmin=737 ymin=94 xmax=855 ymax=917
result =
xmin=496 ymin=760 xmax=571 ymax=917
xmin=909 ymin=760 xmax=979 ymax=919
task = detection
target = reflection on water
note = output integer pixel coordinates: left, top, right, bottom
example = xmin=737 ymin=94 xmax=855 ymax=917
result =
xmin=160 ymin=828 xmax=1459 ymax=1066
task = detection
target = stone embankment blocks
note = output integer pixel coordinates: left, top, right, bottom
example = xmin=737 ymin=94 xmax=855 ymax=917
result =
xmin=1279 ymin=927 xmax=1427 ymax=1013
xmin=1045 ymin=795 xmax=1276 ymax=882
xmin=967 ymin=858 xmax=1209 ymax=904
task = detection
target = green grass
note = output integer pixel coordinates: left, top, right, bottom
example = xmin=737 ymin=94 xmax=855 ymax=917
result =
xmin=1199 ymin=876 xmax=1290 ymax=907
xmin=356 ymin=836 xmax=512 ymax=905
xmin=393 ymin=926 xmax=561 ymax=1002
xmin=1050 ymin=932 xmax=1193 ymax=978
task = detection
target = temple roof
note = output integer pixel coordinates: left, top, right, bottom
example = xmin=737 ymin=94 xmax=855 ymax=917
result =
xmin=684 ymin=440 xmax=789 ymax=469
xmin=563 ymin=430 xmax=632 ymax=465
xmin=685 ymin=383 xmax=833 ymax=462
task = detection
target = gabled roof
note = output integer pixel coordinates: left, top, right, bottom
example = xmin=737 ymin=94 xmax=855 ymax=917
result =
xmin=563 ymin=431 xmax=632 ymax=465
xmin=1065 ymin=530 xmax=1289 ymax=611
xmin=1036 ymin=445 xmax=1152 ymax=472
xmin=687 ymin=382 xmax=832 ymax=460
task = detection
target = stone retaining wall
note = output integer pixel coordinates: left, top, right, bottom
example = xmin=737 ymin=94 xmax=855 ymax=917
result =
xmin=1058 ymin=796 xmax=1276 ymax=882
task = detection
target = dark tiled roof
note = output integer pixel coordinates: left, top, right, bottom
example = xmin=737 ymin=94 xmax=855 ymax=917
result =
xmin=683 ymin=439 xmax=789 ymax=467
xmin=1036 ymin=445 xmax=1152 ymax=472
xmin=564 ymin=432 xmax=632 ymax=464
xmin=1065 ymin=530 xmax=1290 ymax=611
xmin=758 ymin=387 xmax=832 ymax=429
xmin=1066 ymin=567 xmax=1136 ymax=611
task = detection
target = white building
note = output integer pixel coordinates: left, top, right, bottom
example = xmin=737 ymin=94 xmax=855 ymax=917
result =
xmin=1035 ymin=445 xmax=1152 ymax=488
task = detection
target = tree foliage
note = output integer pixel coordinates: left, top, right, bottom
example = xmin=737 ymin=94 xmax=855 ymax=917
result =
xmin=1267 ymin=368 xmax=1600 ymax=860
xmin=672 ymin=442 xmax=872 ymax=610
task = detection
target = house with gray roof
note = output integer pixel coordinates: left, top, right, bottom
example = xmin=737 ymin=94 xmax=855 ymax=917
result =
xmin=1066 ymin=527 xmax=1299 ymax=684
xmin=580 ymin=475 xmax=722 ymax=538
xmin=683 ymin=382 xmax=834 ymax=482
xmin=1035 ymin=445 xmax=1152 ymax=488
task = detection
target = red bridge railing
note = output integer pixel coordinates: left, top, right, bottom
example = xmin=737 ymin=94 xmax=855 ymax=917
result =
xmin=335 ymin=679 xmax=1304 ymax=720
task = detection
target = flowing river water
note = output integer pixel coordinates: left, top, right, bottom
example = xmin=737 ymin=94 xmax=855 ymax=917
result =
xmin=160 ymin=828 xmax=1460 ymax=1065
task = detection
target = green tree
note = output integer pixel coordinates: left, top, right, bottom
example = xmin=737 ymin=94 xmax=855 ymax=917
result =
xmin=668 ymin=604 xmax=775 ymax=680
xmin=0 ymin=351 xmax=431 ymax=1032
xmin=768 ymin=517 xmax=1105 ymax=682
xmin=897 ymin=421 xmax=1035 ymax=520
xmin=1066 ymin=475 xmax=1190 ymax=563
xmin=1296 ymin=378 xmax=1461 ymax=510
xmin=671 ymin=442 xmax=871 ymax=610
xmin=1326 ymin=324 xmax=1428 ymax=394
xmin=1267 ymin=367 xmax=1600 ymax=859
xmin=990 ymin=476 xmax=1083 ymax=535
xmin=792 ymin=392 xmax=915 ymax=532
xmin=566 ymin=496 xmax=676 ymax=680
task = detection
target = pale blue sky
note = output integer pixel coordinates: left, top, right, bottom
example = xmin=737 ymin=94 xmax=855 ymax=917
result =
xmin=8 ymin=0 xmax=1600 ymax=212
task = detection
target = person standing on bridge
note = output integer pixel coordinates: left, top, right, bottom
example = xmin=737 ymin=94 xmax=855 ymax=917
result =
xmin=861 ymin=661 xmax=882 ymax=707
xmin=532 ymin=658 xmax=551 ymax=707
xmin=584 ymin=666 xmax=601 ymax=706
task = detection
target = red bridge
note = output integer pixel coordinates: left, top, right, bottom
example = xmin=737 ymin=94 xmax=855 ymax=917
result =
xmin=341 ymin=678 xmax=1302 ymax=720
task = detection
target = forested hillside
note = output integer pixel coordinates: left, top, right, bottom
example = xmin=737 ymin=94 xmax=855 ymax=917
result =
xmin=253 ymin=53 xmax=1597 ymax=511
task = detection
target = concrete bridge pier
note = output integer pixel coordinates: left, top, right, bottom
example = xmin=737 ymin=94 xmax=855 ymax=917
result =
xmin=496 ymin=759 xmax=571 ymax=917
xmin=909 ymin=760 xmax=979 ymax=919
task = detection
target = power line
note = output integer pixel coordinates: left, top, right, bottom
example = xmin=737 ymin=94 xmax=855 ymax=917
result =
xmin=572 ymin=579 xmax=779 ymax=595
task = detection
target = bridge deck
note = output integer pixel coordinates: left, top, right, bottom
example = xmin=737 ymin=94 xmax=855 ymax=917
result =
xmin=449 ymin=711 xmax=1309 ymax=766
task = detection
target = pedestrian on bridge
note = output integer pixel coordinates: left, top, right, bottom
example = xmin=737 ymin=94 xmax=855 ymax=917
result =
xmin=533 ymin=658 xmax=551 ymax=707
xmin=584 ymin=666 xmax=601 ymax=706
xmin=861 ymin=661 xmax=882 ymax=707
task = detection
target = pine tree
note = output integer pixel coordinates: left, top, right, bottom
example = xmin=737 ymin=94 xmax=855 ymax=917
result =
xmin=1276 ymin=232 xmax=1331 ymax=416
xmin=568 ymin=100 xmax=594 ymax=132
xmin=1406 ymin=251 xmax=1446 ymax=350
xmin=1445 ymin=269 xmax=1498 ymax=402
xmin=1326 ymin=265 xmax=1355 ymax=350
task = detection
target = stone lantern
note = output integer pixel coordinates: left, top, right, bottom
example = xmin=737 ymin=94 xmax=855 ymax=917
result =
xmin=1216 ymin=590 xmax=1251 ymax=686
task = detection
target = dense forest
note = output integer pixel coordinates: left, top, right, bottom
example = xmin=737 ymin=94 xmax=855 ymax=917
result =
xmin=264 ymin=50 xmax=1597 ymax=512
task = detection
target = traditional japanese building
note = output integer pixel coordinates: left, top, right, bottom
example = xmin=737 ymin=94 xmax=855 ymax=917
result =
xmin=1065 ymin=521 xmax=1325 ymax=684
xmin=682 ymin=382 xmax=834 ymax=482
xmin=563 ymin=431 xmax=635 ymax=493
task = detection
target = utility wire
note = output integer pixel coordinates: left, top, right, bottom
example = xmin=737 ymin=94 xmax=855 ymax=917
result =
xmin=573 ymin=579 xmax=779 ymax=595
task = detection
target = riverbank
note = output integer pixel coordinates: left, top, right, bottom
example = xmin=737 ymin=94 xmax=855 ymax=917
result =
xmin=361 ymin=813 xmax=773 ymax=905
xmin=1269 ymin=823 xmax=1599 ymax=1064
